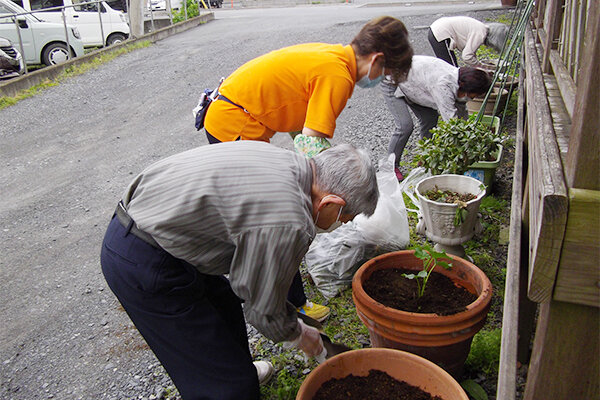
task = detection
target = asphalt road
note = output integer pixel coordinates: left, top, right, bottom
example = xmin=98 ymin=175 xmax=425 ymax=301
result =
xmin=0 ymin=2 xmax=508 ymax=398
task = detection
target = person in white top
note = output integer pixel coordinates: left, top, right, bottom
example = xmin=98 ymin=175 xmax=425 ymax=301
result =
xmin=381 ymin=55 xmax=491 ymax=180
xmin=429 ymin=16 xmax=509 ymax=66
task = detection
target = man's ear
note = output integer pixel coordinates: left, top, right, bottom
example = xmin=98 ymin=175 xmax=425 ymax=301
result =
xmin=318 ymin=194 xmax=346 ymax=211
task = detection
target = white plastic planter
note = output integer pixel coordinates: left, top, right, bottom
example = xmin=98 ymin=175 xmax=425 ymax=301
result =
xmin=415 ymin=174 xmax=486 ymax=257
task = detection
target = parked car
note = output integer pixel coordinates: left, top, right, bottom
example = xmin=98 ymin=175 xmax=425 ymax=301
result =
xmin=148 ymin=0 xmax=182 ymax=10
xmin=151 ymin=0 xmax=219 ymax=10
xmin=0 ymin=0 xmax=85 ymax=65
xmin=0 ymin=36 xmax=24 ymax=79
xmin=11 ymin=0 xmax=129 ymax=47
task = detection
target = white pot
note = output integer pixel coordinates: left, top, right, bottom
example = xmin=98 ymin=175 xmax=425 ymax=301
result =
xmin=415 ymin=175 xmax=485 ymax=250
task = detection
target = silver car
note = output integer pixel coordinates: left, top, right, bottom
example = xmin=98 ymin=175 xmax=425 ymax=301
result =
xmin=0 ymin=36 xmax=24 ymax=79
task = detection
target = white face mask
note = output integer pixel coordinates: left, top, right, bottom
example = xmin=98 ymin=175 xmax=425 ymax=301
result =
xmin=316 ymin=219 xmax=343 ymax=234
xmin=314 ymin=195 xmax=344 ymax=234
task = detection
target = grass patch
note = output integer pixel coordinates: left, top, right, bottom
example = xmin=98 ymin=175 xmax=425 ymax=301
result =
xmin=466 ymin=328 xmax=502 ymax=375
xmin=0 ymin=40 xmax=151 ymax=111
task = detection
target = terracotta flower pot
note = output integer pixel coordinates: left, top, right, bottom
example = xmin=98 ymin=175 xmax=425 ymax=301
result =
xmin=296 ymin=348 xmax=468 ymax=400
xmin=352 ymin=250 xmax=492 ymax=377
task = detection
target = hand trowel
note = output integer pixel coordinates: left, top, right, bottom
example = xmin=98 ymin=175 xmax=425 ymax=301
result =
xmin=297 ymin=312 xmax=352 ymax=359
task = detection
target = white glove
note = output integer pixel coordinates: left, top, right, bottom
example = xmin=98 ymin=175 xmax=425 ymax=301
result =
xmin=283 ymin=319 xmax=324 ymax=358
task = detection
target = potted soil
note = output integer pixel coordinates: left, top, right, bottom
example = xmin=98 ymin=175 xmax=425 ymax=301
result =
xmin=413 ymin=114 xmax=504 ymax=193
xmin=296 ymin=348 xmax=468 ymax=400
xmin=415 ymin=174 xmax=486 ymax=257
xmin=352 ymin=249 xmax=492 ymax=377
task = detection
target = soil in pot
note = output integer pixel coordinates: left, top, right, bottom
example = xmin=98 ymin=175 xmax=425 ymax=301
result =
xmin=423 ymin=187 xmax=477 ymax=203
xmin=312 ymin=369 xmax=443 ymax=400
xmin=363 ymin=268 xmax=477 ymax=315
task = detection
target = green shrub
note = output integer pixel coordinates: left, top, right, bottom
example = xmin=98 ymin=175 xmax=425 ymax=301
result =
xmin=173 ymin=0 xmax=204 ymax=23
xmin=413 ymin=114 xmax=506 ymax=175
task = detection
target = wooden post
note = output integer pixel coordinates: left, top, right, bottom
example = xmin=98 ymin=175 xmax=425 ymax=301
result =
xmin=564 ymin=0 xmax=600 ymax=190
xmin=523 ymin=301 xmax=599 ymax=400
xmin=541 ymin=0 xmax=563 ymax=72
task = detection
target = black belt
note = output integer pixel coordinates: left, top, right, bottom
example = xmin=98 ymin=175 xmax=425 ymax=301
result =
xmin=115 ymin=201 xmax=160 ymax=248
xmin=217 ymin=94 xmax=248 ymax=112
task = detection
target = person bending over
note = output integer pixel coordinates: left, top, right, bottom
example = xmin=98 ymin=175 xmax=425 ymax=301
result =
xmin=202 ymin=15 xmax=412 ymax=320
xmin=100 ymin=142 xmax=379 ymax=400
xmin=428 ymin=16 xmax=509 ymax=67
xmin=381 ymin=55 xmax=491 ymax=180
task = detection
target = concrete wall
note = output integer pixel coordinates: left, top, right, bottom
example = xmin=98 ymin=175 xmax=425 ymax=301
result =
xmin=0 ymin=12 xmax=214 ymax=98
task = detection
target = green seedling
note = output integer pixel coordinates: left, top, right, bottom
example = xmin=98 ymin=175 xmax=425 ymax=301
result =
xmin=403 ymin=244 xmax=453 ymax=298
xmin=454 ymin=201 xmax=469 ymax=227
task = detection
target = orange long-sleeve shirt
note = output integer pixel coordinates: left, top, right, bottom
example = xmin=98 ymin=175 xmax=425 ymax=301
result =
xmin=204 ymin=43 xmax=357 ymax=142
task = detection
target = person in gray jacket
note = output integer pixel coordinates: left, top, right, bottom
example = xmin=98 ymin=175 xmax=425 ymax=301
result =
xmin=428 ymin=16 xmax=509 ymax=67
xmin=100 ymin=141 xmax=378 ymax=400
xmin=381 ymin=55 xmax=491 ymax=180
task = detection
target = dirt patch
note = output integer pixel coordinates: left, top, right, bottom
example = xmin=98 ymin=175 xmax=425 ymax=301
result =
xmin=362 ymin=268 xmax=477 ymax=315
xmin=313 ymin=369 xmax=443 ymax=400
xmin=422 ymin=188 xmax=477 ymax=204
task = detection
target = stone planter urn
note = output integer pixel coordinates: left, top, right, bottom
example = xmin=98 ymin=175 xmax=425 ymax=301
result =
xmin=416 ymin=174 xmax=486 ymax=257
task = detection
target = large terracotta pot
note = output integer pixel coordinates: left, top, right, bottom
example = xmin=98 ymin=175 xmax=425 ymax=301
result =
xmin=352 ymin=250 xmax=492 ymax=377
xmin=296 ymin=348 xmax=468 ymax=400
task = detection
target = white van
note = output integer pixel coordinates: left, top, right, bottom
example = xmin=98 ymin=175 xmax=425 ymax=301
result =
xmin=0 ymin=0 xmax=84 ymax=65
xmin=11 ymin=0 xmax=129 ymax=47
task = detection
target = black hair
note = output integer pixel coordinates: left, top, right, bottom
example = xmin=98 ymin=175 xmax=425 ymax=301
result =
xmin=458 ymin=67 xmax=491 ymax=95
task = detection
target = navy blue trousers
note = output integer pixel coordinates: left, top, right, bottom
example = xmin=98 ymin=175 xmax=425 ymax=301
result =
xmin=101 ymin=216 xmax=260 ymax=400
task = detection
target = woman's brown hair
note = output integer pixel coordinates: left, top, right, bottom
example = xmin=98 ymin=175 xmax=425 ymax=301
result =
xmin=351 ymin=16 xmax=414 ymax=84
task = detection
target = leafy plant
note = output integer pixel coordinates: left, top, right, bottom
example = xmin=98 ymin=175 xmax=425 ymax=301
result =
xmin=413 ymin=114 xmax=505 ymax=176
xmin=172 ymin=0 xmax=208 ymax=23
xmin=460 ymin=379 xmax=489 ymax=400
xmin=402 ymin=244 xmax=452 ymax=298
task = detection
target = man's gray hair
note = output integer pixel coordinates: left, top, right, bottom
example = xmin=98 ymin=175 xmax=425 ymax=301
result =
xmin=485 ymin=23 xmax=509 ymax=52
xmin=312 ymin=144 xmax=379 ymax=217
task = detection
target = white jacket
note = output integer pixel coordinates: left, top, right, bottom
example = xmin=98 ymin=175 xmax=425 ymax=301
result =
xmin=430 ymin=16 xmax=488 ymax=66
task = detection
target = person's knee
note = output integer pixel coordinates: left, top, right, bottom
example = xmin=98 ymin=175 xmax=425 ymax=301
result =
xmin=394 ymin=124 xmax=413 ymax=142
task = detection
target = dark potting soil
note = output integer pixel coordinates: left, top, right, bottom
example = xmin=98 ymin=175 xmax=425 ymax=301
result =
xmin=363 ymin=268 xmax=478 ymax=315
xmin=423 ymin=187 xmax=477 ymax=204
xmin=312 ymin=369 xmax=443 ymax=400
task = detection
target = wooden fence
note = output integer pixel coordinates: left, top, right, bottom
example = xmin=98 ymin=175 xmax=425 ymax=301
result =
xmin=498 ymin=0 xmax=599 ymax=399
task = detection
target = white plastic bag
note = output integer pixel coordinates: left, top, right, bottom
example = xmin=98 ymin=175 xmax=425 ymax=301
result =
xmin=398 ymin=166 xmax=432 ymax=214
xmin=304 ymin=221 xmax=368 ymax=299
xmin=353 ymin=154 xmax=410 ymax=249
xmin=305 ymin=154 xmax=411 ymax=298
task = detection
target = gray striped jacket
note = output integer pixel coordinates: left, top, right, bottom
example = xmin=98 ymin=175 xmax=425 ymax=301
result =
xmin=122 ymin=141 xmax=315 ymax=342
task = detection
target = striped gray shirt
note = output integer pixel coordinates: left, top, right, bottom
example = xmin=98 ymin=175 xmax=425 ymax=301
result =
xmin=122 ymin=141 xmax=315 ymax=342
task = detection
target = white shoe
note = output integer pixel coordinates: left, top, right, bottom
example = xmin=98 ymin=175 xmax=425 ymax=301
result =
xmin=253 ymin=360 xmax=274 ymax=385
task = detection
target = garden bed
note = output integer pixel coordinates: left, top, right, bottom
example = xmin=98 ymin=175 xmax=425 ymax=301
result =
xmin=250 ymin=107 xmax=521 ymax=400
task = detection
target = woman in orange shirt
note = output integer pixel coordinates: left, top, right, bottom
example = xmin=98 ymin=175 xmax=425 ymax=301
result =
xmin=203 ymin=16 xmax=413 ymax=321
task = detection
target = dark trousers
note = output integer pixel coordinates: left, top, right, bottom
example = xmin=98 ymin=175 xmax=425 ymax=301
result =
xmin=381 ymin=79 xmax=439 ymax=165
xmin=428 ymin=28 xmax=458 ymax=67
xmin=204 ymin=130 xmax=307 ymax=308
xmin=101 ymin=216 xmax=260 ymax=400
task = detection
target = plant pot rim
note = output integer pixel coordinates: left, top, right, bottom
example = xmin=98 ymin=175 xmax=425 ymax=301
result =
xmin=415 ymin=174 xmax=486 ymax=207
xmin=352 ymin=250 xmax=492 ymax=322
xmin=296 ymin=348 xmax=468 ymax=400
xmin=469 ymin=143 xmax=503 ymax=168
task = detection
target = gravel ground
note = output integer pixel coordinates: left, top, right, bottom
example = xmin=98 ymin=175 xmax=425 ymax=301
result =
xmin=0 ymin=4 xmax=512 ymax=399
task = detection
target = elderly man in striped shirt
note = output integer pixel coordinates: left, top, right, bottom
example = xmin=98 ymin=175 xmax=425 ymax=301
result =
xmin=100 ymin=141 xmax=379 ymax=400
